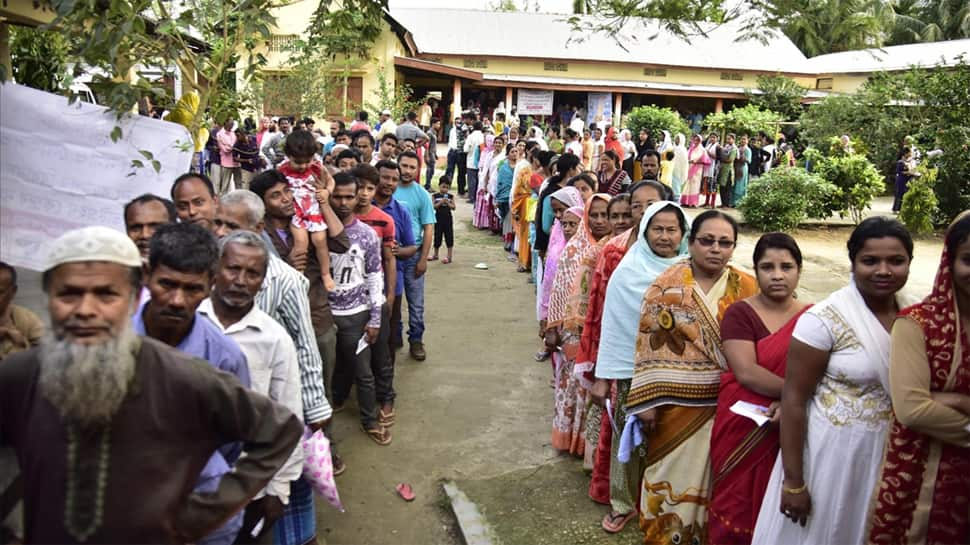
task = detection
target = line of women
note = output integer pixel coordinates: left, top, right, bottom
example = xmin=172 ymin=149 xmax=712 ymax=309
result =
xmin=536 ymin=178 xmax=970 ymax=545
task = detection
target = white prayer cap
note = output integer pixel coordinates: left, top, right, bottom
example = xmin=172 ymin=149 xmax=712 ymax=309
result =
xmin=381 ymin=109 xmax=392 ymax=116
xmin=331 ymin=144 xmax=349 ymax=154
xmin=44 ymin=226 xmax=142 ymax=272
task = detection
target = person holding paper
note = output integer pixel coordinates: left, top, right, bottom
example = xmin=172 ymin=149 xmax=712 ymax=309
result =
xmin=867 ymin=213 xmax=970 ymax=544
xmin=326 ymin=173 xmax=388 ymax=446
xmin=752 ymin=217 xmax=916 ymax=545
xmin=625 ymin=210 xmax=757 ymax=543
xmin=707 ymin=233 xmax=810 ymax=545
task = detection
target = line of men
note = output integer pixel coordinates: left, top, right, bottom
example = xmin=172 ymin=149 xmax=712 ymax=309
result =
xmin=0 ymin=156 xmax=437 ymax=544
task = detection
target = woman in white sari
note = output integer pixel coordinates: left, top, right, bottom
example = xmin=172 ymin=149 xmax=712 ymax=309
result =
xmin=752 ymin=216 xmax=917 ymax=545
xmin=671 ymin=133 xmax=689 ymax=200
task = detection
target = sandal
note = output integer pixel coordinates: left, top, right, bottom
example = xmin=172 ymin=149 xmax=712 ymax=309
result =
xmin=427 ymin=255 xmax=438 ymax=261
xmin=379 ymin=407 xmax=396 ymax=428
xmin=441 ymin=258 xmax=451 ymax=264
xmin=332 ymin=454 xmax=347 ymax=476
xmin=395 ymin=482 xmax=416 ymax=502
xmin=602 ymin=511 xmax=636 ymax=533
xmin=361 ymin=424 xmax=392 ymax=446
xmin=534 ymin=350 xmax=550 ymax=362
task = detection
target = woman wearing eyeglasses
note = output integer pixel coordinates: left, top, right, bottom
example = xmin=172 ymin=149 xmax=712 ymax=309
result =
xmin=752 ymin=217 xmax=916 ymax=545
xmin=626 ymin=210 xmax=757 ymax=543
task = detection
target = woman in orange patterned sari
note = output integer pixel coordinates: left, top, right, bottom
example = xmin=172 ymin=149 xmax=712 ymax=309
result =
xmin=511 ymin=153 xmax=534 ymax=272
xmin=867 ymin=213 xmax=970 ymax=545
xmin=626 ymin=210 xmax=758 ymax=545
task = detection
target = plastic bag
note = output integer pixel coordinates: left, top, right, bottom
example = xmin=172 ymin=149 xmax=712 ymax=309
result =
xmin=301 ymin=428 xmax=344 ymax=512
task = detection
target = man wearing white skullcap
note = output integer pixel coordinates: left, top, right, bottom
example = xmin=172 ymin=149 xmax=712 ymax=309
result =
xmin=0 ymin=226 xmax=302 ymax=544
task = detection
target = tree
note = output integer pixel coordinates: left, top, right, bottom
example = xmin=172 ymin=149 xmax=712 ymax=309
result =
xmin=363 ymin=64 xmax=421 ymax=122
xmin=748 ymin=75 xmax=805 ymax=120
xmin=9 ymin=26 xmax=70 ymax=92
xmin=768 ymin=0 xmax=893 ymax=56
xmin=887 ymin=0 xmax=970 ymax=45
xmin=47 ymin=0 xmax=279 ymax=143
xmin=704 ymin=105 xmax=783 ymax=139
xmin=624 ymin=105 xmax=691 ymax=141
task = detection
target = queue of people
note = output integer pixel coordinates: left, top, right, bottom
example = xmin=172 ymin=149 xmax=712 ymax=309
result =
xmin=0 ymin=120 xmax=446 ymax=543
xmin=513 ymin=120 xmax=970 ymax=544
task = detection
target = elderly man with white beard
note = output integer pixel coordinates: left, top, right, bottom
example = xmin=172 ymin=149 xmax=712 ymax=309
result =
xmin=0 ymin=226 xmax=302 ymax=544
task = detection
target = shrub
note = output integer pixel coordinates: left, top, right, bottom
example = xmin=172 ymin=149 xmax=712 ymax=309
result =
xmin=747 ymin=75 xmax=806 ymax=121
xmin=899 ymin=163 xmax=938 ymax=235
xmin=625 ymin=105 xmax=691 ymax=140
xmin=738 ymin=167 xmax=839 ymax=231
xmin=704 ymin=105 xmax=783 ymax=140
xmin=812 ymin=153 xmax=886 ymax=224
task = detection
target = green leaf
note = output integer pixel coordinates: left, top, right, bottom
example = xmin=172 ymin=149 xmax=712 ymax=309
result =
xmin=110 ymin=126 xmax=123 ymax=142
xmin=139 ymin=149 xmax=154 ymax=160
xmin=130 ymin=159 xmax=144 ymax=168
xmin=151 ymin=160 xmax=162 ymax=173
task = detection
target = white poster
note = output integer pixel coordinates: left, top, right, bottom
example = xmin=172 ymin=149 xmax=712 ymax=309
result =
xmin=516 ymin=89 xmax=554 ymax=116
xmin=0 ymin=83 xmax=192 ymax=270
xmin=587 ymin=92 xmax=613 ymax=127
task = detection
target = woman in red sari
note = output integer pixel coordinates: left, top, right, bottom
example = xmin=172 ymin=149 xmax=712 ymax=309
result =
xmin=867 ymin=213 xmax=970 ymax=544
xmin=708 ymin=233 xmax=810 ymax=544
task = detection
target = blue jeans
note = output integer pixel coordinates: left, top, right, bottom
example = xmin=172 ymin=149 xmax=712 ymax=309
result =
xmin=425 ymin=156 xmax=437 ymax=190
xmin=401 ymin=255 xmax=426 ymax=343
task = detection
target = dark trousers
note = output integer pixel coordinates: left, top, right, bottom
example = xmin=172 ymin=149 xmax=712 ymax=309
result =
xmin=425 ymin=156 xmax=437 ymax=190
xmin=456 ymin=152 xmax=468 ymax=194
xmin=466 ymin=168 xmax=479 ymax=203
xmin=332 ymin=311 xmax=378 ymax=428
xmin=893 ymin=176 xmax=910 ymax=212
xmin=721 ymin=179 xmax=735 ymax=207
xmin=434 ymin=215 xmax=454 ymax=249
xmin=389 ymin=293 xmax=404 ymax=365
xmin=445 ymin=149 xmax=459 ymax=180
xmin=371 ymin=304 xmax=395 ymax=405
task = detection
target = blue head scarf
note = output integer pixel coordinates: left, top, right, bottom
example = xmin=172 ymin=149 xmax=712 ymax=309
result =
xmin=595 ymin=201 xmax=691 ymax=379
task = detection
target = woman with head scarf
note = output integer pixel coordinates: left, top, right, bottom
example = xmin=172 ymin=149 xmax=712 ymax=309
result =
xmin=549 ymin=193 xmax=613 ymax=456
xmin=593 ymin=199 xmax=692 ymax=533
xmin=484 ymin=134 xmax=507 ymax=233
xmin=867 ymin=213 xmax=970 ymax=544
xmin=671 ymin=133 xmax=689 ymax=201
xmin=681 ymin=134 xmax=711 ymax=208
xmin=538 ymin=186 xmax=584 ymax=327
xmin=604 ymin=127 xmax=624 ymax=164
xmin=620 ymin=129 xmax=637 ymax=179
xmin=627 ymin=210 xmax=758 ymax=541
xmin=473 ymin=134 xmax=499 ymax=230
xmin=753 ymin=217 xmax=916 ymax=545
xmin=528 ymin=126 xmax=549 ymax=151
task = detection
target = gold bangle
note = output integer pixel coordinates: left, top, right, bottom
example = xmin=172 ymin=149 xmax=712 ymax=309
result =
xmin=783 ymin=483 xmax=808 ymax=495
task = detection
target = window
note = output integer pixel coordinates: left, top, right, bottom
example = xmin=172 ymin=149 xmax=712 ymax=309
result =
xmin=643 ymin=68 xmax=667 ymax=77
xmin=325 ymin=76 xmax=363 ymax=118
xmin=816 ymin=78 xmax=834 ymax=90
xmin=543 ymin=62 xmax=568 ymax=72
xmin=268 ymin=34 xmax=298 ymax=53
xmin=720 ymin=72 xmax=743 ymax=81
xmin=463 ymin=59 xmax=488 ymax=69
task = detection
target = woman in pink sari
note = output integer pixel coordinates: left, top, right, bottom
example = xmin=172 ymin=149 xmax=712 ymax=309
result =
xmin=708 ymin=233 xmax=810 ymax=544
xmin=681 ymin=133 xmax=710 ymax=208
xmin=473 ymin=134 xmax=498 ymax=229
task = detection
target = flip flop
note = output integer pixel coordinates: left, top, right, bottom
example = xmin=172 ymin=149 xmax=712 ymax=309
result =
xmin=602 ymin=510 xmax=636 ymax=533
xmin=441 ymin=258 xmax=451 ymax=264
xmin=361 ymin=424 xmax=392 ymax=446
xmin=379 ymin=407 xmax=396 ymax=428
xmin=395 ymin=483 xmax=416 ymax=502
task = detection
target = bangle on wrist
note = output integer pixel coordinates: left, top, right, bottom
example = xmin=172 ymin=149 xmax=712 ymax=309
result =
xmin=783 ymin=482 xmax=808 ymax=495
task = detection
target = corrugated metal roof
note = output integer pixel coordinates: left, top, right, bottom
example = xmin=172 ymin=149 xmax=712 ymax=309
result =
xmin=806 ymin=39 xmax=970 ymax=74
xmin=388 ymin=8 xmax=811 ymax=74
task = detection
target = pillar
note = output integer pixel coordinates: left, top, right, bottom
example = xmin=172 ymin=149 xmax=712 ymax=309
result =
xmin=613 ymin=92 xmax=622 ymax=127
xmin=452 ymin=78 xmax=462 ymax=120
xmin=505 ymin=86 xmax=513 ymax=115
xmin=715 ymin=98 xmax=724 ymax=113
xmin=0 ymin=23 xmax=11 ymax=82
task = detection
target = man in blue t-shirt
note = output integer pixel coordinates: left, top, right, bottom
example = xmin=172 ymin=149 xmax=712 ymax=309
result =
xmin=390 ymin=151 xmax=435 ymax=361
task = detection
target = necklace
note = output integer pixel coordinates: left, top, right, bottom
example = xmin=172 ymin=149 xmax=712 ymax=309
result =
xmin=64 ymin=424 xmax=111 ymax=542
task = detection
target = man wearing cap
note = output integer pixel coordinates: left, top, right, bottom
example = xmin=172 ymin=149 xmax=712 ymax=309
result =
xmin=0 ymin=226 xmax=301 ymax=544
xmin=375 ymin=109 xmax=396 ymax=140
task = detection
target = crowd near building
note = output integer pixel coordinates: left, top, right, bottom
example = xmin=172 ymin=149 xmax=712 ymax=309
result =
xmin=1 ymin=2 xmax=970 ymax=545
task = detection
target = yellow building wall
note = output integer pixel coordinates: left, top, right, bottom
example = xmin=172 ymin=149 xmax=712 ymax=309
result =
xmin=827 ymin=74 xmax=870 ymax=94
xmin=432 ymin=55 xmax=818 ymax=92
xmin=236 ymin=0 xmax=404 ymax=120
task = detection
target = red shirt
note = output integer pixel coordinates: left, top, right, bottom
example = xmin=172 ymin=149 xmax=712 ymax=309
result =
xmin=356 ymin=206 xmax=396 ymax=248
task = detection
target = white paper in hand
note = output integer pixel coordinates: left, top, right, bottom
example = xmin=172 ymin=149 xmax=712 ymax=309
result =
xmin=356 ymin=334 xmax=369 ymax=355
xmin=729 ymin=400 xmax=771 ymax=427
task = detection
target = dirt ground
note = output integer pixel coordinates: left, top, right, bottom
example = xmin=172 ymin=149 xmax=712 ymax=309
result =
xmin=8 ymin=197 xmax=944 ymax=545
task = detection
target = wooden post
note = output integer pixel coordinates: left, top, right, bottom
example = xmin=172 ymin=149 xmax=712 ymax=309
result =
xmin=715 ymin=98 xmax=724 ymax=113
xmin=613 ymin=92 xmax=622 ymax=127
xmin=452 ymin=78 xmax=462 ymax=120
xmin=505 ymin=86 xmax=513 ymax=115
xmin=0 ymin=23 xmax=11 ymax=82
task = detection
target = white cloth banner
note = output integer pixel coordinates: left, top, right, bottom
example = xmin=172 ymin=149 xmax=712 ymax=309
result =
xmin=587 ymin=92 xmax=613 ymax=127
xmin=516 ymin=89 xmax=554 ymax=116
xmin=0 ymin=83 xmax=192 ymax=270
